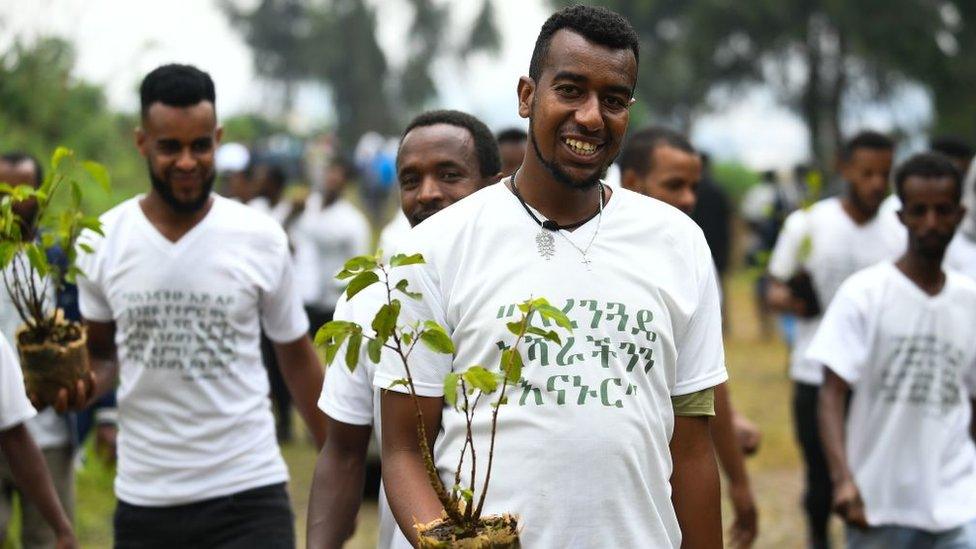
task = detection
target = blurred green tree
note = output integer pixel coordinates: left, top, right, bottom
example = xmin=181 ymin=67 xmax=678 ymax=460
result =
xmin=222 ymin=0 xmax=501 ymax=153
xmin=552 ymin=0 xmax=975 ymax=170
xmin=0 ymin=37 xmax=142 ymax=212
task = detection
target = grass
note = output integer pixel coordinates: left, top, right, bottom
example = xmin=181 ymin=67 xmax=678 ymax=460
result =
xmin=57 ymin=269 xmax=838 ymax=548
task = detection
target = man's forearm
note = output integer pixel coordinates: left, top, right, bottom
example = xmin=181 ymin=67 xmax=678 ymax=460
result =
xmin=818 ymin=370 xmax=852 ymax=485
xmin=0 ymin=425 xmax=73 ymax=538
xmin=307 ymin=418 xmax=371 ymax=549
xmin=274 ymin=336 xmax=327 ymax=448
xmin=671 ymin=415 xmax=722 ymax=548
xmin=710 ymin=384 xmax=750 ymax=486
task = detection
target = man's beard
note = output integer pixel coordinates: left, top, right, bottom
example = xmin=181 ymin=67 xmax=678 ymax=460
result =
xmin=148 ymin=162 xmax=215 ymax=214
xmin=529 ymin=119 xmax=607 ymax=191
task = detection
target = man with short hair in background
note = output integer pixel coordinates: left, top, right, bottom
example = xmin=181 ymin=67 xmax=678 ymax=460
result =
xmin=307 ymin=109 xmax=501 ymax=549
xmin=814 ymin=153 xmax=976 ymax=548
xmin=619 ymin=126 xmax=759 ymax=547
xmin=64 ymin=63 xmax=327 ymax=548
xmin=766 ymin=130 xmax=904 ymax=549
xmin=496 ymin=127 xmax=528 ymax=178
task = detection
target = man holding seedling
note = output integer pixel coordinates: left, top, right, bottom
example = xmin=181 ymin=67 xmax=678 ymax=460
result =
xmin=307 ymin=109 xmax=501 ymax=549
xmin=377 ymin=6 xmax=726 ymax=548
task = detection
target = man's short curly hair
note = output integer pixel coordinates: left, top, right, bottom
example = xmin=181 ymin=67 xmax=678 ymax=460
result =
xmin=400 ymin=110 xmax=501 ymax=178
xmin=529 ymin=5 xmax=639 ymax=85
xmin=618 ymin=126 xmax=696 ymax=177
xmin=894 ymin=152 xmax=962 ymax=203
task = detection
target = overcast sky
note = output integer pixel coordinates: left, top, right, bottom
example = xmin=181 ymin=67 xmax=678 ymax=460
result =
xmin=0 ymin=0 xmax=932 ymax=168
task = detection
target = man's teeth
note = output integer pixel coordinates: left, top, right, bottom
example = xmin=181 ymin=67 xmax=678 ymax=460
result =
xmin=564 ymin=138 xmax=597 ymax=154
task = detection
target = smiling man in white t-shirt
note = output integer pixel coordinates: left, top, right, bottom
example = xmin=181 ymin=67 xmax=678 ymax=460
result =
xmin=812 ymin=152 xmax=976 ymax=548
xmin=307 ymin=109 xmax=501 ymax=549
xmin=64 ymin=64 xmax=327 ymax=548
xmin=766 ymin=130 xmax=905 ymax=549
xmin=376 ymin=7 xmax=727 ymax=548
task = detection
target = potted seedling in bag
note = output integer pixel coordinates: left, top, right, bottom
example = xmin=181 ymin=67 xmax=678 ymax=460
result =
xmin=0 ymin=147 xmax=109 ymax=405
xmin=317 ymin=252 xmax=573 ymax=548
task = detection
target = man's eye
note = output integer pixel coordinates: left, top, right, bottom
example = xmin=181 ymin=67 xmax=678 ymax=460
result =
xmin=555 ymin=85 xmax=581 ymax=97
xmin=191 ymin=139 xmax=213 ymax=154
xmin=603 ymin=96 xmax=627 ymax=110
xmin=442 ymin=171 xmax=461 ymax=181
xmin=157 ymin=142 xmax=180 ymax=154
xmin=399 ymin=175 xmax=419 ymax=188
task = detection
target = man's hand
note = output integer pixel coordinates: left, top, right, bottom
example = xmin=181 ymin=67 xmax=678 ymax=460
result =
xmin=832 ymin=478 xmax=868 ymax=528
xmin=765 ymin=279 xmax=807 ymax=316
xmin=95 ymin=423 xmax=118 ymax=465
xmin=55 ymin=528 xmax=79 ymax=549
xmin=28 ymin=370 xmax=96 ymax=413
xmin=728 ymin=480 xmax=758 ymax=548
xmin=732 ymin=412 xmax=762 ymax=456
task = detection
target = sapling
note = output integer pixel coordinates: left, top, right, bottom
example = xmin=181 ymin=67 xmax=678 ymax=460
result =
xmin=0 ymin=147 xmax=109 ymax=404
xmin=316 ymin=252 xmax=572 ymax=547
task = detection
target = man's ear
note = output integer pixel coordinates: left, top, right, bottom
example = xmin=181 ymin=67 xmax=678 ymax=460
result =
xmin=517 ymin=76 xmax=535 ymax=119
xmin=215 ymin=125 xmax=224 ymax=146
xmin=134 ymin=126 xmax=148 ymax=158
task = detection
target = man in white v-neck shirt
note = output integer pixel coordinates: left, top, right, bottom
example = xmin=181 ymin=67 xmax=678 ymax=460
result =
xmin=63 ymin=64 xmax=327 ymax=548
xmin=813 ymin=153 xmax=976 ymax=548
xmin=767 ymin=130 xmax=904 ymax=549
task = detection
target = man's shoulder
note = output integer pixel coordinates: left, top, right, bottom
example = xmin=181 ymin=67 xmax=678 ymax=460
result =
xmin=409 ymin=183 xmax=504 ymax=240
xmin=212 ymin=196 xmax=289 ymax=246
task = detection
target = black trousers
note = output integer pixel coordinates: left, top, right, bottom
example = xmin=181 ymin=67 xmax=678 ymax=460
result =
xmin=114 ymin=483 xmax=294 ymax=549
xmin=793 ymin=382 xmax=833 ymax=549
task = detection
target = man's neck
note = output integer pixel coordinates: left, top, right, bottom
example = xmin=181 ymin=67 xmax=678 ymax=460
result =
xmin=840 ymin=195 xmax=876 ymax=226
xmin=511 ymin=159 xmax=607 ymax=226
xmin=140 ymin=191 xmax=213 ymax=243
xmin=895 ymin=251 xmax=946 ymax=296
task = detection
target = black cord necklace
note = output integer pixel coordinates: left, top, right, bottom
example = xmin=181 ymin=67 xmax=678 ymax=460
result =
xmin=510 ymin=172 xmax=604 ymax=231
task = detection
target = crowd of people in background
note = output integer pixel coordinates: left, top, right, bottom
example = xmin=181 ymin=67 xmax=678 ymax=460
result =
xmin=1 ymin=4 xmax=976 ymax=549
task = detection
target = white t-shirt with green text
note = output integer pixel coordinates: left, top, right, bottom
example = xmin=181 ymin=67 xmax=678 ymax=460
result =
xmin=77 ymin=195 xmax=309 ymax=506
xmin=0 ymin=333 xmax=35 ymax=431
xmin=806 ymin=262 xmax=976 ymax=531
xmin=373 ymin=183 xmax=727 ymax=548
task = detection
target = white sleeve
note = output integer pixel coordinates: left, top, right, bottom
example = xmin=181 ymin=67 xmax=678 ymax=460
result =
xmin=0 ymin=334 xmax=35 ymax=431
xmin=804 ymin=279 xmax=870 ymax=384
xmin=260 ymin=240 xmax=311 ymax=342
xmin=673 ymin=231 xmax=729 ymax=395
xmin=372 ymin=262 xmax=452 ymax=397
xmin=352 ymin=212 xmax=371 ymax=257
xmin=76 ymin=231 xmax=113 ymax=322
xmin=965 ymin=350 xmax=976 ymax=397
xmin=318 ymin=296 xmax=376 ymax=426
xmin=767 ymin=209 xmax=807 ymax=281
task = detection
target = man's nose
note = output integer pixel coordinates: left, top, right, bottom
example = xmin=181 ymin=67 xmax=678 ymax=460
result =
xmin=574 ymin=94 xmax=605 ymax=133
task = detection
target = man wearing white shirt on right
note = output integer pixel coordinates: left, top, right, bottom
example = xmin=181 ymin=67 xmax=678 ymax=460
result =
xmin=766 ymin=130 xmax=905 ymax=549
xmin=813 ymin=153 xmax=976 ymax=548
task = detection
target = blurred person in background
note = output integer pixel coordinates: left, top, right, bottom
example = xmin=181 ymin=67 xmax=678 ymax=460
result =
xmin=496 ymin=127 xmax=528 ymax=178
xmin=947 ymin=158 xmax=976 ymax=280
xmin=813 ymin=153 xmax=976 ymax=548
xmin=307 ymin=109 xmax=501 ymax=549
xmin=620 ymin=126 xmax=760 ymax=548
xmin=741 ymin=170 xmax=794 ymax=340
xmin=766 ymin=130 xmax=904 ymax=549
xmin=0 ymin=153 xmax=80 ymax=548
xmin=65 ymin=63 xmax=327 ymax=548
xmin=931 ymin=135 xmax=974 ymax=176
xmin=293 ymin=157 xmax=371 ymax=335
xmin=215 ymin=142 xmax=253 ymax=202
xmin=691 ymin=153 xmax=732 ymax=323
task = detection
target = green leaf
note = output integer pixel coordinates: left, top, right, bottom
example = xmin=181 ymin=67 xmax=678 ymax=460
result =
xmin=387 ymin=378 xmax=410 ymax=390
xmin=345 ymin=271 xmax=380 ymax=300
xmin=501 ymin=348 xmax=523 ymax=383
xmin=51 ymin=147 xmax=71 ymax=170
xmin=343 ymin=255 xmax=378 ymax=273
xmin=394 ymin=278 xmax=422 ymax=300
xmin=420 ymin=321 xmax=455 ymax=354
xmin=371 ymin=301 xmax=400 ymax=344
xmin=78 ymin=242 xmax=95 ymax=254
xmin=505 ymin=321 xmax=522 ymax=336
xmin=462 ymin=366 xmax=498 ymax=393
xmin=81 ymin=160 xmax=111 ymax=192
xmin=402 ymin=331 xmax=414 ymax=346
xmin=458 ymin=486 xmax=474 ymax=503
xmin=345 ymin=332 xmax=362 ymax=372
xmin=0 ymin=242 xmax=17 ymax=267
xmin=526 ymin=326 xmax=561 ymax=344
xmin=367 ymin=337 xmax=383 ymax=363
xmin=390 ymin=253 xmax=425 ymax=267
xmin=443 ymin=372 xmax=460 ymax=409
xmin=535 ymin=304 xmax=573 ymax=332
xmin=25 ymin=244 xmax=49 ymax=277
